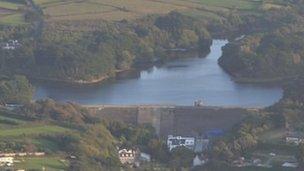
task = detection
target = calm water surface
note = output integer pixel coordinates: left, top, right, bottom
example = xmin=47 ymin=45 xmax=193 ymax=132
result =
xmin=33 ymin=40 xmax=283 ymax=107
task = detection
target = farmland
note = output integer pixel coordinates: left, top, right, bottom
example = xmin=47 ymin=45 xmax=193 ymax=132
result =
xmin=0 ymin=109 xmax=73 ymax=170
xmin=0 ymin=0 xmax=288 ymax=26
xmin=14 ymin=156 xmax=69 ymax=171
xmin=0 ymin=0 xmax=286 ymax=26
xmin=31 ymin=0 xmax=282 ymax=22
xmin=0 ymin=0 xmax=26 ymax=25
xmin=0 ymin=125 xmax=70 ymax=137
xmin=0 ymin=110 xmax=71 ymax=138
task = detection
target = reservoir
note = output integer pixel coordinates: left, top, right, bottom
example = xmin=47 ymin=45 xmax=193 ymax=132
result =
xmin=33 ymin=40 xmax=283 ymax=107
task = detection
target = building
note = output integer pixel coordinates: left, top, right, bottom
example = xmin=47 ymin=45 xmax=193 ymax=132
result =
xmin=4 ymin=103 xmax=23 ymax=111
xmin=0 ymin=152 xmax=45 ymax=157
xmin=0 ymin=157 xmax=14 ymax=166
xmin=232 ymin=157 xmax=246 ymax=167
xmin=194 ymin=138 xmax=209 ymax=153
xmin=252 ymin=158 xmax=262 ymax=166
xmin=282 ymin=162 xmax=298 ymax=168
xmin=167 ymin=135 xmax=195 ymax=151
xmin=139 ymin=152 xmax=151 ymax=162
xmin=286 ymin=137 xmax=304 ymax=145
xmin=2 ymin=40 xmax=21 ymax=50
xmin=194 ymin=100 xmax=203 ymax=107
xmin=118 ymin=149 xmax=137 ymax=164
xmin=193 ymin=154 xmax=208 ymax=167
xmin=285 ymin=132 xmax=304 ymax=145
xmin=0 ymin=153 xmax=16 ymax=157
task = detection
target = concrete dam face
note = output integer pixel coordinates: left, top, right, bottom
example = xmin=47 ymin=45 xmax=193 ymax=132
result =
xmin=87 ymin=105 xmax=250 ymax=137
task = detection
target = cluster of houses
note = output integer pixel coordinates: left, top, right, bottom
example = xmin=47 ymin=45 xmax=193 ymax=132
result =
xmin=166 ymin=130 xmax=224 ymax=167
xmin=0 ymin=152 xmax=45 ymax=167
xmin=230 ymin=129 xmax=304 ymax=169
xmin=233 ymin=155 xmax=299 ymax=169
xmin=1 ymin=40 xmax=21 ymax=50
xmin=166 ymin=135 xmax=210 ymax=152
xmin=167 ymin=129 xmax=223 ymax=152
xmin=117 ymin=129 xmax=223 ymax=168
xmin=167 ymin=135 xmax=210 ymax=167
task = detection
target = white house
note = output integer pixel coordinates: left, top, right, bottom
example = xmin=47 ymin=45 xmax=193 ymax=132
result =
xmin=282 ymin=162 xmax=298 ymax=168
xmin=139 ymin=152 xmax=151 ymax=162
xmin=2 ymin=40 xmax=21 ymax=50
xmin=286 ymin=137 xmax=304 ymax=145
xmin=0 ymin=157 xmax=14 ymax=166
xmin=193 ymin=155 xmax=207 ymax=167
xmin=0 ymin=153 xmax=16 ymax=157
xmin=167 ymin=135 xmax=195 ymax=151
xmin=118 ymin=149 xmax=137 ymax=164
xmin=194 ymin=138 xmax=209 ymax=153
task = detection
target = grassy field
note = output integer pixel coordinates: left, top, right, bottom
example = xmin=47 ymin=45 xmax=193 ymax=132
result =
xmin=258 ymin=128 xmax=285 ymax=144
xmin=0 ymin=13 xmax=26 ymax=25
xmin=0 ymin=110 xmax=30 ymax=128
xmin=0 ymin=110 xmax=72 ymax=169
xmin=203 ymin=161 xmax=296 ymax=171
xmin=0 ymin=0 xmax=26 ymax=25
xmin=0 ymin=0 xmax=285 ymax=25
xmin=32 ymin=0 xmax=277 ymax=22
xmin=0 ymin=1 xmax=22 ymax=10
xmin=199 ymin=0 xmax=261 ymax=10
xmin=0 ymin=125 xmax=70 ymax=137
xmin=15 ymin=156 xmax=68 ymax=171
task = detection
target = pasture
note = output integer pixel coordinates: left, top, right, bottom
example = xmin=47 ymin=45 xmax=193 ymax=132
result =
xmin=0 ymin=0 xmax=26 ymax=25
xmin=0 ymin=125 xmax=70 ymax=137
xmin=32 ymin=0 xmax=276 ymax=22
xmin=15 ymin=156 xmax=68 ymax=171
xmin=0 ymin=1 xmax=22 ymax=10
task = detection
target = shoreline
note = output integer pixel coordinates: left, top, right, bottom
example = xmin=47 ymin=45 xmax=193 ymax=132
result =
xmin=29 ymin=69 xmax=134 ymax=86
xmin=29 ymin=48 xmax=210 ymax=85
xmin=230 ymin=75 xmax=296 ymax=85
xmin=32 ymin=39 xmax=282 ymax=108
xmin=218 ymin=63 xmax=293 ymax=85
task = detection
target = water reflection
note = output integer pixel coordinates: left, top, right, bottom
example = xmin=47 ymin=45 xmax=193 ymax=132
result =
xmin=33 ymin=40 xmax=283 ymax=107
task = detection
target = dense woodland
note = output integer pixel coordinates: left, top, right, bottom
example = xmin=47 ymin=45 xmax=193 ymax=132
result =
xmin=219 ymin=0 xmax=304 ymax=82
xmin=2 ymin=0 xmax=304 ymax=170
xmin=0 ymin=12 xmax=213 ymax=83
xmin=0 ymin=75 xmax=33 ymax=104
xmin=1 ymin=1 xmax=302 ymax=84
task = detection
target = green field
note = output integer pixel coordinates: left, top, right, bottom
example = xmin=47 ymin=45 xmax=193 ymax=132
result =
xmin=202 ymin=161 xmax=295 ymax=171
xmin=0 ymin=0 xmax=26 ymax=25
xmin=0 ymin=0 xmax=279 ymax=24
xmin=0 ymin=125 xmax=70 ymax=137
xmin=0 ymin=0 xmax=286 ymax=25
xmin=200 ymin=0 xmax=261 ymax=10
xmin=15 ymin=156 xmax=68 ymax=171
xmin=0 ymin=13 xmax=25 ymax=25
xmin=0 ymin=110 xmax=73 ymax=169
xmin=0 ymin=1 xmax=22 ymax=10
xmin=31 ymin=0 xmax=277 ymax=22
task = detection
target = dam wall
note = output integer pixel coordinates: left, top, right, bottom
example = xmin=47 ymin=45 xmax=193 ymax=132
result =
xmin=87 ymin=105 xmax=251 ymax=137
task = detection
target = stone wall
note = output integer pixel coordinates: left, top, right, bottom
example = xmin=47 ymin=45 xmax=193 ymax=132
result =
xmin=87 ymin=105 xmax=249 ymax=137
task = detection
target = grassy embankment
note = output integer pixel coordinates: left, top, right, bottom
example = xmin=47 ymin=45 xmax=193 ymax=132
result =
xmin=0 ymin=110 xmax=70 ymax=170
